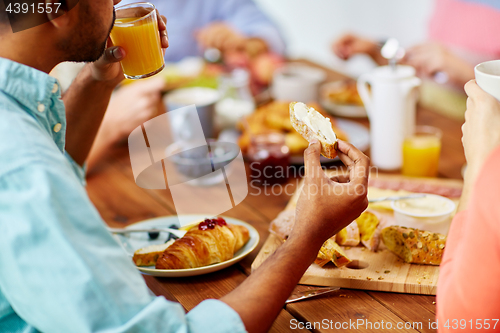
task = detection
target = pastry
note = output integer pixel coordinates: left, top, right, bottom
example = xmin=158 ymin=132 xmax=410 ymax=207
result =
xmin=133 ymin=240 xmax=175 ymax=267
xmin=289 ymin=102 xmax=338 ymax=159
xmin=381 ymin=226 xmax=446 ymax=265
xmin=155 ymin=217 xmax=250 ymax=269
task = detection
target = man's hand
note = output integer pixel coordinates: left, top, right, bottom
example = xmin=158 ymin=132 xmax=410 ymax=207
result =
xmin=332 ymin=33 xmax=382 ymax=64
xmin=291 ymin=140 xmax=370 ymax=251
xmin=402 ymin=43 xmax=474 ymax=87
xmin=88 ymin=11 xmax=169 ymax=87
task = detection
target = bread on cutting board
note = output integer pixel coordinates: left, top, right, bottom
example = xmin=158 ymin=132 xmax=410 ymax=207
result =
xmin=381 ymin=226 xmax=446 ymax=265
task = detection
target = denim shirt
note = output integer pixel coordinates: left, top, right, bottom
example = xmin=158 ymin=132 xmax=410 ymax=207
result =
xmin=0 ymin=58 xmax=246 ymax=333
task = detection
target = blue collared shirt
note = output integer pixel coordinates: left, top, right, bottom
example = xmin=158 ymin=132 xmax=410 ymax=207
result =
xmin=120 ymin=0 xmax=286 ymax=62
xmin=0 ymin=57 xmax=246 ymax=333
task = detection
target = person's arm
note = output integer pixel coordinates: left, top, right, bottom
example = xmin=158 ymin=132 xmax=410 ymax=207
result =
xmin=437 ymin=148 xmax=500 ymax=330
xmin=437 ymin=80 xmax=500 ymax=330
xmin=221 ymin=140 xmax=370 ymax=333
xmin=86 ymin=77 xmax=165 ymax=172
xmin=64 ymin=14 xmax=168 ymax=167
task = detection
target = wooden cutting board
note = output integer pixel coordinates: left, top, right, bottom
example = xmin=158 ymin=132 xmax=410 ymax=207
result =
xmin=251 ymin=173 xmax=463 ymax=295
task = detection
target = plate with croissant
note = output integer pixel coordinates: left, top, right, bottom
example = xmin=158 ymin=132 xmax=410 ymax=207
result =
xmin=114 ymin=215 xmax=259 ymax=277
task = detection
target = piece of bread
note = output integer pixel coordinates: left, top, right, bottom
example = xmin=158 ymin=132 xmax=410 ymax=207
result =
xmin=336 ymin=221 xmax=360 ymax=246
xmin=289 ymin=102 xmax=338 ymax=159
xmin=133 ymin=240 xmax=175 ymax=267
xmin=315 ymin=237 xmax=351 ymax=268
xmin=156 ymin=219 xmax=250 ymax=269
xmin=355 ymin=211 xmax=382 ymax=251
xmin=269 ymin=210 xmax=295 ymax=240
xmin=381 ymin=226 xmax=446 ymax=265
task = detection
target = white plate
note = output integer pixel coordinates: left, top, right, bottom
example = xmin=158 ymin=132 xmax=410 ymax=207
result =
xmin=113 ymin=215 xmax=260 ymax=277
xmin=289 ymin=118 xmax=370 ymax=164
xmin=320 ymin=81 xmax=367 ymax=118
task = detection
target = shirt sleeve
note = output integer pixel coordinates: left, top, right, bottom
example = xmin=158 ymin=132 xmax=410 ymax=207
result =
xmin=0 ymin=159 xmax=246 ymax=333
xmin=437 ymin=147 xmax=500 ymax=331
xmin=216 ymin=0 xmax=286 ymax=55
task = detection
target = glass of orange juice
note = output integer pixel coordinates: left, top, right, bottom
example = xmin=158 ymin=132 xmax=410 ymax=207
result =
xmin=402 ymin=126 xmax=442 ymax=177
xmin=110 ymin=2 xmax=165 ymax=79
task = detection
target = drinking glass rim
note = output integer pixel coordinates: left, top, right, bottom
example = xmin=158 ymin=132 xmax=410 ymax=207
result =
xmin=409 ymin=125 xmax=442 ymax=140
xmin=113 ymin=2 xmax=156 ymax=26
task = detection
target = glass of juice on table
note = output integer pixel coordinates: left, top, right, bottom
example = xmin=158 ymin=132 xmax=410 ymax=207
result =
xmin=110 ymin=2 xmax=164 ymax=79
xmin=402 ymin=126 xmax=442 ymax=177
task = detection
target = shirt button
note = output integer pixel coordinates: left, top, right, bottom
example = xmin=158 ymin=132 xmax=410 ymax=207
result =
xmin=52 ymin=83 xmax=59 ymax=94
xmin=53 ymin=123 xmax=62 ymax=133
xmin=37 ymin=103 xmax=45 ymax=112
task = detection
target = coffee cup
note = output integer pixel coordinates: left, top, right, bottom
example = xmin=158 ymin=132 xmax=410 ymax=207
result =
xmin=475 ymin=60 xmax=500 ymax=101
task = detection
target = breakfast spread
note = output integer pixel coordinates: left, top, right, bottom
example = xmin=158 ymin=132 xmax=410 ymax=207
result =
xmin=132 ymin=217 xmax=250 ymax=270
xmin=289 ymin=102 xmax=339 ymax=159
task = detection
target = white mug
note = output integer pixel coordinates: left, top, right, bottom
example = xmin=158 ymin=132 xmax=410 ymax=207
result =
xmin=475 ymin=60 xmax=500 ymax=101
xmin=271 ymin=64 xmax=326 ymax=102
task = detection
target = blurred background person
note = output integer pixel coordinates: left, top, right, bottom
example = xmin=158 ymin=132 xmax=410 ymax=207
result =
xmin=331 ymin=0 xmax=500 ymax=118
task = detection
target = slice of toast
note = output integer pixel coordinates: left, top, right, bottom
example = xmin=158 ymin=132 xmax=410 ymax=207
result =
xmin=356 ymin=210 xmax=382 ymax=252
xmin=132 ymin=240 xmax=175 ymax=267
xmin=315 ymin=237 xmax=352 ymax=268
xmin=289 ymin=102 xmax=338 ymax=159
xmin=336 ymin=221 xmax=360 ymax=246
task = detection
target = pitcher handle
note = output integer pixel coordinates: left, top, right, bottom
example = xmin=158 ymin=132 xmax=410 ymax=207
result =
xmin=357 ymin=74 xmax=373 ymax=119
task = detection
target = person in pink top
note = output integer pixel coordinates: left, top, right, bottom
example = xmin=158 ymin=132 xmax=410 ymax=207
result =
xmin=332 ymin=0 xmax=500 ymax=88
xmin=436 ymin=80 xmax=500 ymax=331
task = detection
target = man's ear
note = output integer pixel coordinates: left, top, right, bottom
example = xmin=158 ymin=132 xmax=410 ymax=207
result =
xmin=46 ymin=0 xmax=73 ymax=29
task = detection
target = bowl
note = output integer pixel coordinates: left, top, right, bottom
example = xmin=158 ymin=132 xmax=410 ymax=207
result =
xmin=391 ymin=194 xmax=456 ymax=235
xmin=165 ymin=140 xmax=240 ymax=186
xmin=164 ymin=87 xmax=220 ymax=139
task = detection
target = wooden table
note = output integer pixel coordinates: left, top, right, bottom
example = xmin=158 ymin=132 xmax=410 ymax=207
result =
xmin=86 ymin=63 xmax=466 ymax=333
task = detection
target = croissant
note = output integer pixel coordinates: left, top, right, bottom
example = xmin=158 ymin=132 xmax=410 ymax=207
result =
xmin=156 ymin=218 xmax=250 ymax=269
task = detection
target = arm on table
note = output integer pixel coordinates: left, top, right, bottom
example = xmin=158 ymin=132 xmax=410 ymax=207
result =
xmin=221 ymin=140 xmax=370 ymax=333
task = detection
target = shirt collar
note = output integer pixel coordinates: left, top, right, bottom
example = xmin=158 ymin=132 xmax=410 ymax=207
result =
xmin=0 ymin=57 xmax=66 ymax=152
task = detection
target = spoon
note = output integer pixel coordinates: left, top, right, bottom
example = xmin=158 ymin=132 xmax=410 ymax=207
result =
xmin=381 ymin=38 xmax=405 ymax=71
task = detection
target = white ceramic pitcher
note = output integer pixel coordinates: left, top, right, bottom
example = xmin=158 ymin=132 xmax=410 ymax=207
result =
xmin=357 ymin=65 xmax=421 ymax=170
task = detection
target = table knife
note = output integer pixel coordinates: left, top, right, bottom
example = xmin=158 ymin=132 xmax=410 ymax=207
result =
xmin=286 ymin=287 xmax=340 ymax=304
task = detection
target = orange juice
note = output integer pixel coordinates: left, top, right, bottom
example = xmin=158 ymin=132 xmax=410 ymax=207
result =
xmin=402 ymin=134 xmax=441 ymax=177
xmin=110 ymin=16 xmax=164 ymax=79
